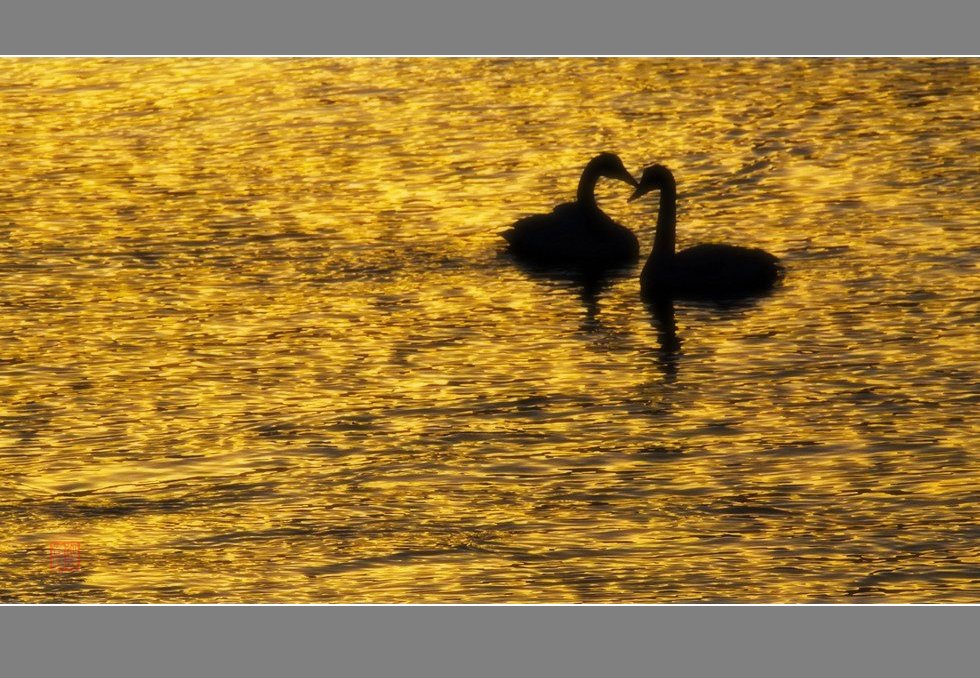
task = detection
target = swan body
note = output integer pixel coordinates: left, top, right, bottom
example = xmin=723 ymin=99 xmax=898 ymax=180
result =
xmin=503 ymin=153 xmax=640 ymax=268
xmin=632 ymin=165 xmax=782 ymax=300
xmin=644 ymin=243 xmax=781 ymax=298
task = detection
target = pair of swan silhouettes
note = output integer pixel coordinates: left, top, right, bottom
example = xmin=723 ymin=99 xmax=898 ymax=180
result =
xmin=502 ymin=153 xmax=781 ymax=300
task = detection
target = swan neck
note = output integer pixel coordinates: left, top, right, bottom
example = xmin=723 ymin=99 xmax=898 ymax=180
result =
xmin=652 ymin=183 xmax=677 ymax=260
xmin=576 ymin=163 xmax=602 ymax=215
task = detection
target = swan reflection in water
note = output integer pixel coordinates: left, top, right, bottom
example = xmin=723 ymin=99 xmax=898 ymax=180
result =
xmin=645 ymin=296 xmax=681 ymax=379
xmin=508 ymin=259 xmax=627 ymax=336
xmin=514 ymin=256 xmax=683 ymax=379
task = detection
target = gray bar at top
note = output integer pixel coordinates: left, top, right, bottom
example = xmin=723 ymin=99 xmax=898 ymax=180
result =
xmin=1 ymin=0 xmax=978 ymax=55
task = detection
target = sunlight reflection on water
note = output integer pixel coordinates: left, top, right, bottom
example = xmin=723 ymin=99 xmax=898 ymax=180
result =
xmin=0 ymin=58 xmax=977 ymax=602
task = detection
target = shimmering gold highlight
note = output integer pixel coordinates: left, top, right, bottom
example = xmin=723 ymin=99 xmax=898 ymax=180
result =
xmin=0 ymin=58 xmax=977 ymax=602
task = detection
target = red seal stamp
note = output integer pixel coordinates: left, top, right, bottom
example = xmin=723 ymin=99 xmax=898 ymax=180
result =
xmin=48 ymin=541 xmax=82 ymax=572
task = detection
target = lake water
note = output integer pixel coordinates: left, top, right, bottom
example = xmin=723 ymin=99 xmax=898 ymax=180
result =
xmin=0 ymin=58 xmax=977 ymax=602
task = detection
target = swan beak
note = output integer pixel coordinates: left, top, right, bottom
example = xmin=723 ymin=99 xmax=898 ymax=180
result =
xmin=619 ymin=170 xmax=639 ymax=187
xmin=628 ymin=186 xmax=645 ymax=202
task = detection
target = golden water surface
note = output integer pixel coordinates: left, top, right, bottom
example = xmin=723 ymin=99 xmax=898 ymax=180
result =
xmin=0 ymin=58 xmax=977 ymax=602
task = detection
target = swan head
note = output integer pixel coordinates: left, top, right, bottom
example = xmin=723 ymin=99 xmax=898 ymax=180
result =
xmin=589 ymin=152 xmax=638 ymax=187
xmin=629 ymin=164 xmax=676 ymax=201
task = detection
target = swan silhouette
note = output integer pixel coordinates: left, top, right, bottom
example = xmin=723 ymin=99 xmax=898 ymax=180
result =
xmin=502 ymin=153 xmax=640 ymax=268
xmin=631 ymin=164 xmax=782 ymax=300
